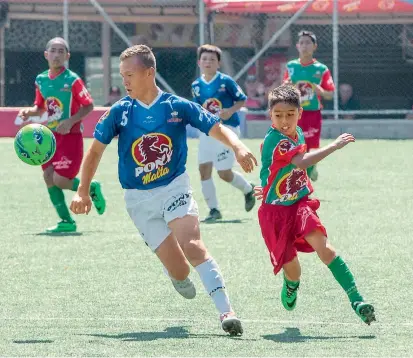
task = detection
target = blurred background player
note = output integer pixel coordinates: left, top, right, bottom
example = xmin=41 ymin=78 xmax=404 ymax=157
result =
xmin=70 ymin=45 xmax=258 ymax=335
xmin=283 ymin=30 xmax=335 ymax=181
xmin=255 ymin=84 xmax=375 ymax=325
xmin=192 ymin=44 xmax=255 ymax=222
xmin=18 ymin=37 xmax=106 ymax=233
xmin=104 ymin=85 xmax=122 ymax=106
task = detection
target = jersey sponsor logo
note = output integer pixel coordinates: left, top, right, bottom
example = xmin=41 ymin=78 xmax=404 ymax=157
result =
xmin=218 ymin=84 xmax=226 ymax=92
xmin=296 ymin=81 xmax=315 ymax=106
xmin=132 ymin=133 xmax=173 ymax=185
xmin=272 ymin=168 xmax=308 ymax=203
xmin=277 ymin=140 xmax=294 ymax=155
xmin=45 ymin=97 xmax=64 ymax=129
xmin=203 ymin=98 xmax=222 ymax=115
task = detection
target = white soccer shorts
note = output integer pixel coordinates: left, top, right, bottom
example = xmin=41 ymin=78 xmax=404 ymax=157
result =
xmin=198 ymin=124 xmax=241 ymax=171
xmin=124 ymin=173 xmax=199 ymax=252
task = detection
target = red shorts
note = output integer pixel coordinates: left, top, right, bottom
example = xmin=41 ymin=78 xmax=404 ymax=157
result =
xmin=258 ymin=198 xmax=327 ymax=275
xmin=42 ymin=132 xmax=83 ymax=179
xmin=298 ymin=110 xmax=322 ymax=150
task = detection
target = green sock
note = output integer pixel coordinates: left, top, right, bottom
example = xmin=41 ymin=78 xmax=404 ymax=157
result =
xmin=328 ymin=256 xmax=363 ymax=303
xmin=284 ymin=275 xmax=300 ymax=288
xmin=71 ymin=177 xmax=80 ymax=192
xmin=47 ymin=186 xmax=73 ymax=222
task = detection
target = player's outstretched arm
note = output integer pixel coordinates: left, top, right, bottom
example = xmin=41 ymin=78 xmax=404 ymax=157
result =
xmin=292 ymin=133 xmax=355 ymax=169
xmin=209 ymin=123 xmax=257 ymax=173
xmin=70 ymin=139 xmax=107 ymax=215
xmin=18 ymin=105 xmax=45 ymax=121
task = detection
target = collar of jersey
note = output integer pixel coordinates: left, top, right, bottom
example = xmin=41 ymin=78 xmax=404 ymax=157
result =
xmin=135 ymin=87 xmax=163 ymax=109
xmin=48 ymin=67 xmax=66 ymax=80
xmin=200 ymin=72 xmax=220 ymax=85
xmin=271 ymin=125 xmax=298 ymax=142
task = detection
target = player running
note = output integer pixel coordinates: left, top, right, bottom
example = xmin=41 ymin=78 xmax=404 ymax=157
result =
xmin=70 ymin=45 xmax=258 ymax=336
xmin=192 ymin=44 xmax=255 ymax=222
xmin=18 ymin=37 xmax=106 ymax=233
xmin=283 ymin=30 xmax=335 ymax=181
xmin=254 ymin=84 xmax=375 ymax=325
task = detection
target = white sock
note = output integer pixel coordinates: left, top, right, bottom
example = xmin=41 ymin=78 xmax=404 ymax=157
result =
xmin=230 ymin=171 xmax=252 ymax=195
xmin=201 ymin=179 xmax=219 ymax=210
xmin=195 ymin=257 xmax=232 ymax=315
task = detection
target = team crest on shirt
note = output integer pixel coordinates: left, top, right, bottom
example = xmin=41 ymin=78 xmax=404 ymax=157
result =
xmin=203 ymin=98 xmax=222 ymax=115
xmin=167 ymin=111 xmax=183 ymax=123
xmin=131 ymin=133 xmax=173 ymax=185
xmin=45 ymin=97 xmax=64 ymax=129
xmin=272 ymin=168 xmax=308 ymax=204
xmin=277 ymin=140 xmax=294 ymax=155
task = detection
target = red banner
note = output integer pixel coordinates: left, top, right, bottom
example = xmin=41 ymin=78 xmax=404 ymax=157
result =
xmin=205 ymin=0 xmax=413 ymax=14
xmin=0 ymin=107 xmax=107 ymax=138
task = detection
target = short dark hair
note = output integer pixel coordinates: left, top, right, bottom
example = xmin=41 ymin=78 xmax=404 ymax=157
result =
xmin=197 ymin=44 xmax=222 ymax=61
xmin=120 ymin=44 xmax=156 ymax=70
xmin=268 ymin=84 xmax=301 ymax=110
xmin=298 ymin=30 xmax=317 ymax=44
xmin=46 ymin=37 xmax=69 ymax=52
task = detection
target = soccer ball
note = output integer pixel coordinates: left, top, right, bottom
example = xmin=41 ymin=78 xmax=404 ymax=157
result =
xmin=14 ymin=123 xmax=56 ymax=166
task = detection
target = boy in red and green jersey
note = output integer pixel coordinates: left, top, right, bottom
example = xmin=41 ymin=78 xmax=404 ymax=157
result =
xmin=255 ymin=84 xmax=375 ymax=325
xmin=18 ymin=37 xmax=106 ymax=233
xmin=283 ymin=30 xmax=335 ymax=181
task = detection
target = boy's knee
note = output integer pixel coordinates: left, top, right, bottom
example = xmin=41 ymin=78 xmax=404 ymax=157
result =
xmin=182 ymin=239 xmax=208 ymax=266
xmin=217 ymin=170 xmax=233 ymax=182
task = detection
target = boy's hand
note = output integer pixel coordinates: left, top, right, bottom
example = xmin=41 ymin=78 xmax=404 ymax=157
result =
xmin=332 ymin=133 xmax=355 ymax=149
xmin=234 ymin=144 xmax=258 ymax=173
xmin=55 ymin=119 xmax=73 ymax=134
xmin=253 ymin=186 xmax=264 ymax=200
xmin=18 ymin=108 xmax=31 ymax=121
xmin=70 ymin=192 xmax=92 ymax=215
xmin=219 ymin=109 xmax=233 ymax=121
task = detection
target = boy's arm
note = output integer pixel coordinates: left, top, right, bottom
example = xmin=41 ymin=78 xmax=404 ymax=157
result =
xmin=291 ymin=133 xmax=354 ymax=169
xmin=209 ymin=122 xmax=257 ymax=173
xmin=70 ymin=139 xmax=107 ymax=215
xmin=18 ymin=86 xmax=46 ymax=119
xmin=315 ymin=68 xmax=335 ymax=100
xmin=220 ymin=100 xmax=246 ymax=120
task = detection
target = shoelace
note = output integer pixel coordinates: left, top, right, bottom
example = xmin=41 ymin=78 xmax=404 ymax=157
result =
xmin=286 ymin=284 xmax=298 ymax=298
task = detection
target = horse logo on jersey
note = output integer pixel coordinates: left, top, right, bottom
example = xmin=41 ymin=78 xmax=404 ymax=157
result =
xmin=203 ymin=98 xmax=222 ymax=115
xmin=274 ymin=169 xmax=308 ymax=203
xmin=131 ymin=133 xmax=173 ymax=185
xmin=45 ymin=97 xmax=63 ymax=129
xmin=277 ymin=140 xmax=294 ymax=155
xmin=296 ymin=81 xmax=314 ymax=105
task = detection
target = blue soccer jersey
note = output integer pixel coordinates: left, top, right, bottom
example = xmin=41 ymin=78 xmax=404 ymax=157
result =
xmin=191 ymin=71 xmax=247 ymax=128
xmin=94 ymin=90 xmax=219 ymax=190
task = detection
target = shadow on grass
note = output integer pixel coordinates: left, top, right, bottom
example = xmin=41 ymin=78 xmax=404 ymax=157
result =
xmin=263 ymin=327 xmax=375 ymax=343
xmin=13 ymin=339 xmax=54 ymax=344
xmin=34 ymin=232 xmax=83 ymax=237
xmin=83 ymin=326 xmax=251 ymax=342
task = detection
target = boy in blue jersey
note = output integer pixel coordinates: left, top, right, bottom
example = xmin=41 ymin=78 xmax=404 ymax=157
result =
xmin=70 ymin=45 xmax=258 ymax=336
xmin=192 ymin=45 xmax=255 ymax=222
